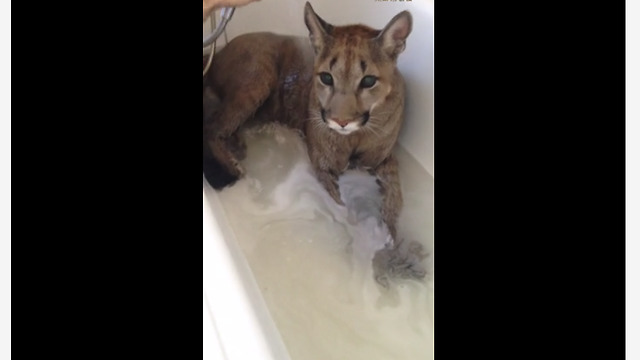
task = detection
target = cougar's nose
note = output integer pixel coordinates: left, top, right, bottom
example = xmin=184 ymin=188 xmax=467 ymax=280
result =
xmin=331 ymin=118 xmax=350 ymax=128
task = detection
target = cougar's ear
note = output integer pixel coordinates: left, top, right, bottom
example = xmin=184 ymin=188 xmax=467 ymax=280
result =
xmin=376 ymin=11 xmax=412 ymax=60
xmin=304 ymin=2 xmax=333 ymax=54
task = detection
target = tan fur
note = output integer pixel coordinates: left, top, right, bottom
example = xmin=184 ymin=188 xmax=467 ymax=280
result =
xmin=203 ymin=2 xmax=412 ymax=244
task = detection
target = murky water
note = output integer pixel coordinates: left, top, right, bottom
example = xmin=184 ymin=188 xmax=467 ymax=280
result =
xmin=215 ymin=124 xmax=434 ymax=360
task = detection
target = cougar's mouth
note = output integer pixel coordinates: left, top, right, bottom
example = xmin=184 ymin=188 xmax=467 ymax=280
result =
xmin=320 ymin=108 xmax=370 ymax=136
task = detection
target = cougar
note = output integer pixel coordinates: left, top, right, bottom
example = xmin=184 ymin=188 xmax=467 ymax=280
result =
xmin=203 ymin=3 xmax=425 ymax=284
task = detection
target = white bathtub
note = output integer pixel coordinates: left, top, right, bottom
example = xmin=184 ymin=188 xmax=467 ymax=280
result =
xmin=203 ymin=1 xmax=433 ymax=359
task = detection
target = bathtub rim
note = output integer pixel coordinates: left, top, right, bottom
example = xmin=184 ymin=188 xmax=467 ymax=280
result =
xmin=203 ymin=182 xmax=292 ymax=360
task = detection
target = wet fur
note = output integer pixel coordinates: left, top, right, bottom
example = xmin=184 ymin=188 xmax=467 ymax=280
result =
xmin=203 ymin=3 xmax=414 ymax=255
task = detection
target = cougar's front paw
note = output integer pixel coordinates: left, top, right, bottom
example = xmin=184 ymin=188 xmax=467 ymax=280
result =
xmin=327 ymin=185 xmax=345 ymax=206
xmin=372 ymin=241 xmax=428 ymax=287
xmin=317 ymin=171 xmax=345 ymax=206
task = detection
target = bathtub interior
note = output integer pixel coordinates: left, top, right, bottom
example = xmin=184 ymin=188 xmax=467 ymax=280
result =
xmin=203 ymin=1 xmax=433 ymax=359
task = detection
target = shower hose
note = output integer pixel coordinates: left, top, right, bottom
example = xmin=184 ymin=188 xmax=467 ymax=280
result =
xmin=203 ymin=7 xmax=235 ymax=77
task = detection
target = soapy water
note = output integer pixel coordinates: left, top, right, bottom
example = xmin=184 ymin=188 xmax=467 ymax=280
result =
xmin=214 ymin=124 xmax=433 ymax=360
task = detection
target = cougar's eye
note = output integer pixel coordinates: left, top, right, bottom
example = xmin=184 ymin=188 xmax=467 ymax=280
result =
xmin=319 ymin=72 xmax=334 ymax=86
xmin=360 ymin=75 xmax=377 ymax=88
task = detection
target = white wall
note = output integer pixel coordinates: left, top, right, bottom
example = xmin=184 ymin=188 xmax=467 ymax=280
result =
xmin=206 ymin=0 xmax=434 ymax=176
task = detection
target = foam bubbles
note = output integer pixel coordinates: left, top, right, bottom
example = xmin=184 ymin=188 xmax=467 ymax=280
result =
xmin=215 ymin=124 xmax=434 ymax=360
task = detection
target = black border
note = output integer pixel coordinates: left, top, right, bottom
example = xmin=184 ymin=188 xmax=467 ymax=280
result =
xmin=434 ymin=1 xmax=624 ymax=358
xmin=10 ymin=0 xmax=624 ymax=358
